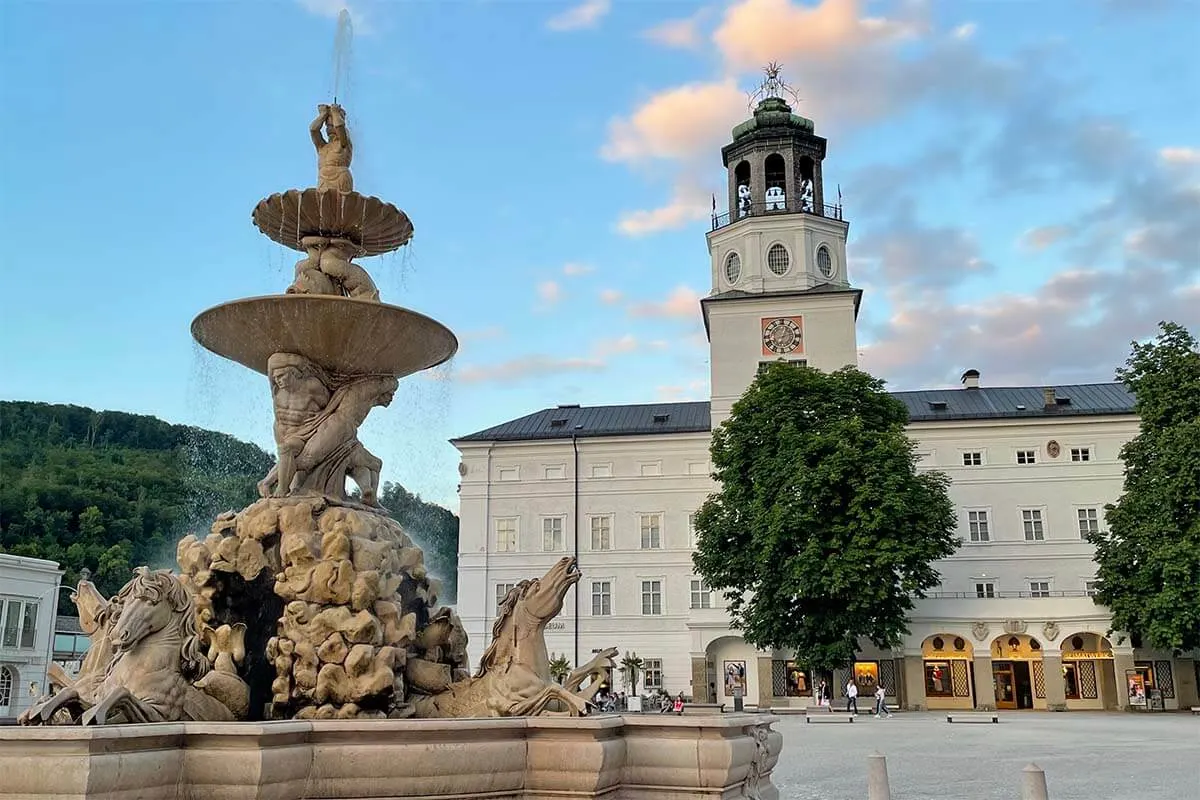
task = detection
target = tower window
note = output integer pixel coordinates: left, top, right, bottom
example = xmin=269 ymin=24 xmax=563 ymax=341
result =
xmin=816 ymin=246 xmax=834 ymax=279
xmin=764 ymin=153 xmax=786 ymax=210
xmin=724 ymin=251 xmax=741 ymax=284
xmin=766 ymin=244 xmax=790 ymax=275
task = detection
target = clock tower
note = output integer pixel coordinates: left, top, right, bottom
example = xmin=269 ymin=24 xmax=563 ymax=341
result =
xmin=702 ymin=65 xmax=861 ymax=426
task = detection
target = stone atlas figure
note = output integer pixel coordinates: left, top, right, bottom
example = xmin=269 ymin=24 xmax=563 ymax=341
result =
xmin=24 ymin=102 xmax=615 ymax=726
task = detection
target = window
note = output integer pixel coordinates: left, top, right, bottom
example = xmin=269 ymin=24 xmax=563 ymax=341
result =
xmin=640 ymin=514 xmax=662 ymax=549
xmin=591 ymin=463 xmax=613 ymax=478
xmin=925 ymin=661 xmax=954 ymax=697
xmin=542 ymin=517 xmax=564 ymax=551
xmin=1077 ymin=508 xmax=1100 ymax=539
xmin=641 ymin=580 xmax=663 ymax=615
xmin=784 ymin=661 xmax=811 ymax=696
xmin=1029 ymin=581 xmax=1051 ymax=598
xmin=1063 ymin=662 xmax=1081 ymax=699
xmin=1022 ymin=509 xmax=1045 ymax=541
xmin=497 ymin=465 xmax=520 ymax=481
xmin=690 ymin=578 xmax=712 ymax=609
xmin=816 ymin=245 xmax=834 ymax=279
xmin=639 ymin=461 xmax=662 ymax=477
xmin=687 ymin=513 xmax=697 ymax=547
xmin=495 ymin=583 xmax=516 ymax=612
xmin=0 ymin=666 xmax=12 ymax=709
xmin=590 ymin=516 xmax=612 ymax=551
xmin=1085 ymin=580 xmax=1100 ymax=597
xmin=591 ymin=581 xmax=612 ymax=616
xmin=1016 ymin=450 xmax=1037 ymax=464
xmin=724 ymin=251 xmax=742 ymax=284
xmin=975 ymin=582 xmax=996 ymax=598
xmin=0 ymin=598 xmax=37 ymax=650
xmin=543 ymin=464 xmax=566 ymax=480
xmin=967 ymin=510 xmax=991 ymax=543
xmin=766 ymin=244 xmax=790 ymax=275
xmin=962 ymin=451 xmax=983 ymax=466
xmin=495 ymin=518 xmax=518 ymax=552
xmin=643 ymin=659 xmax=664 ymax=691
xmin=1070 ymin=447 xmax=1091 ymax=462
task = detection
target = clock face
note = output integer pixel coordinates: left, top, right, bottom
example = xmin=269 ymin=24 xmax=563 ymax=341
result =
xmin=761 ymin=316 xmax=804 ymax=356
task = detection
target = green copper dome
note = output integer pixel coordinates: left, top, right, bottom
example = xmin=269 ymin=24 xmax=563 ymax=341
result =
xmin=731 ymin=97 xmax=814 ymax=141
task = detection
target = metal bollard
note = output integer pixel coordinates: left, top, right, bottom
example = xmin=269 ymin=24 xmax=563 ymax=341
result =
xmin=1021 ymin=763 xmax=1049 ymax=800
xmin=867 ymin=752 xmax=892 ymax=800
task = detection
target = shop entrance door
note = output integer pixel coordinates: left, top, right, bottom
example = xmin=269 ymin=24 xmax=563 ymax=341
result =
xmin=993 ymin=662 xmax=1016 ymax=709
xmin=1012 ymin=662 xmax=1034 ymax=709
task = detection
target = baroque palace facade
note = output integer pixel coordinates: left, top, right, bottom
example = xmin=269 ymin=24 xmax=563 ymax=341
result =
xmin=452 ymin=88 xmax=1200 ymax=713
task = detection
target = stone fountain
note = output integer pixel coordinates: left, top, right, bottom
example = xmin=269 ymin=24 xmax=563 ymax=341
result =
xmin=0 ymin=93 xmax=781 ymax=799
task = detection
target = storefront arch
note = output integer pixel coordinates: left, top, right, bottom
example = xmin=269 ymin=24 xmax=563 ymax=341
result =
xmin=703 ymin=636 xmax=759 ymax=706
xmin=1060 ymin=631 xmax=1117 ymax=710
xmin=989 ymin=634 xmax=1045 ymax=710
xmin=920 ymin=634 xmax=975 ymax=709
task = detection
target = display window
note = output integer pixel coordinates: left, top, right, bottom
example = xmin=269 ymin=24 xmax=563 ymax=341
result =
xmin=924 ymin=661 xmax=953 ymax=697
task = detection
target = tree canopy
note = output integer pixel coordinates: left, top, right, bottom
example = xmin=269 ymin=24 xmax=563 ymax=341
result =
xmin=692 ymin=363 xmax=958 ymax=674
xmin=1088 ymin=321 xmax=1200 ymax=652
xmin=1 ymin=401 xmax=460 ymax=608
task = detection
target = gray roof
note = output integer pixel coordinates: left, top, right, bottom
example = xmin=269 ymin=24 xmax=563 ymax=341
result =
xmin=454 ymin=383 xmax=1136 ymax=443
xmin=56 ymin=615 xmax=84 ymax=634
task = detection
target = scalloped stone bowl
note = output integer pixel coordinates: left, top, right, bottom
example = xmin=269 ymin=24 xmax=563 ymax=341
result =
xmin=253 ymin=188 xmax=414 ymax=256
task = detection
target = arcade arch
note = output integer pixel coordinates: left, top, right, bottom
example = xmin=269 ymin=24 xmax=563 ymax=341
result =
xmin=920 ymin=634 xmax=975 ymax=709
xmin=989 ymin=634 xmax=1044 ymax=710
xmin=1060 ymin=631 xmax=1117 ymax=710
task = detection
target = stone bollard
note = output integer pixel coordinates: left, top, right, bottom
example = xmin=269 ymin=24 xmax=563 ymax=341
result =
xmin=867 ymin=752 xmax=892 ymax=800
xmin=1021 ymin=763 xmax=1050 ymax=800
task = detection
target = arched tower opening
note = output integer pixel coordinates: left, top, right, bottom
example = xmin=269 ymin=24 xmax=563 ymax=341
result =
xmin=764 ymin=153 xmax=786 ymax=212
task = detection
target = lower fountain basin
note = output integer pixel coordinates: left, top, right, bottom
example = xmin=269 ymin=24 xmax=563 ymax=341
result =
xmin=191 ymin=294 xmax=457 ymax=377
xmin=0 ymin=714 xmax=781 ymax=800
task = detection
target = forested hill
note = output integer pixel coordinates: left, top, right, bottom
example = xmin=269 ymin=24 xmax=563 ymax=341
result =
xmin=0 ymin=401 xmax=460 ymax=608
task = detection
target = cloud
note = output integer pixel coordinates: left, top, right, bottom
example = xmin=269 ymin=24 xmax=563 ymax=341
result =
xmin=952 ymin=22 xmax=977 ymax=40
xmin=642 ymin=9 xmax=709 ymax=49
xmin=601 ymin=79 xmax=743 ymax=165
xmin=1020 ymin=225 xmax=1072 ymax=251
xmin=459 ymin=325 xmax=505 ymax=343
xmin=562 ymin=262 xmax=594 ymax=277
xmin=616 ymin=181 xmax=714 ymax=236
xmin=599 ymin=289 xmax=624 ymax=304
xmin=546 ymin=0 xmax=610 ymax=32
xmin=456 ymin=356 xmax=606 ymax=384
xmin=853 ymin=212 xmax=992 ymax=288
xmin=628 ymin=286 xmax=703 ymax=319
xmin=656 ymin=380 xmax=710 ymax=401
xmin=536 ymin=280 xmax=562 ymax=306
xmin=592 ymin=334 xmax=640 ymax=358
xmin=1160 ymin=146 xmax=1200 ymax=166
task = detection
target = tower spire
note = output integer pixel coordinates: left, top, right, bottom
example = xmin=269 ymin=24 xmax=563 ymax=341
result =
xmin=747 ymin=62 xmax=801 ymax=112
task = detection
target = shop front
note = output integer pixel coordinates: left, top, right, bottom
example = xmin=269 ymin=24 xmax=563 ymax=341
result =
xmin=920 ymin=634 xmax=975 ymax=710
xmin=990 ymin=634 xmax=1045 ymax=710
xmin=1059 ymin=632 xmax=1117 ymax=710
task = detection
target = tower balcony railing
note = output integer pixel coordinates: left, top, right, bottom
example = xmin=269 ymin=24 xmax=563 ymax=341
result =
xmin=711 ymin=201 xmax=844 ymax=231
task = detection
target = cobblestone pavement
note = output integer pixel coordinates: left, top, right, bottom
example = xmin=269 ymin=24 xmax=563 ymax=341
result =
xmin=767 ymin=711 xmax=1199 ymax=799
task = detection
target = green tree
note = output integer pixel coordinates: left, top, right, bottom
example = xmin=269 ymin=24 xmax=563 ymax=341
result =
xmin=619 ymin=651 xmax=644 ymax=695
xmin=693 ymin=363 xmax=958 ymax=675
xmin=1088 ymin=322 xmax=1200 ymax=652
xmin=549 ymin=653 xmax=572 ymax=684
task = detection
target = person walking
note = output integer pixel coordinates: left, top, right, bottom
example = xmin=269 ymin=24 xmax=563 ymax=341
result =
xmin=845 ymin=678 xmax=859 ymax=714
xmin=873 ymin=684 xmax=892 ymax=718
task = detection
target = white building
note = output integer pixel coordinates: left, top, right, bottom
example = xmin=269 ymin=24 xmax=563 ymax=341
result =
xmin=452 ymin=90 xmax=1199 ymax=713
xmin=0 ymin=554 xmax=63 ymax=720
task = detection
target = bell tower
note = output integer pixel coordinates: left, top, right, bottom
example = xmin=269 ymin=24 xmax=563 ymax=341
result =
xmin=703 ymin=64 xmax=861 ymax=426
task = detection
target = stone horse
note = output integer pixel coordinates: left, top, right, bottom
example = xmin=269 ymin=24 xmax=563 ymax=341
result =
xmin=413 ymin=557 xmax=590 ymax=717
xmin=21 ymin=568 xmax=240 ymax=726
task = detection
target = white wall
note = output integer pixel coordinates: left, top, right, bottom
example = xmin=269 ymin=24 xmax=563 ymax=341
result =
xmin=0 ymin=554 xmax=63 ymax=718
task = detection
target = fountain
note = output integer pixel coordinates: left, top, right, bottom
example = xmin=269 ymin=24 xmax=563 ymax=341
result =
xmin=0 ymin=23 xmax=781 ymax=797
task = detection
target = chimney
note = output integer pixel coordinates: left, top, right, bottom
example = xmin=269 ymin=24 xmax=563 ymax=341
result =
xmin=1043 ymin=387 xmax=1057 ymax=408
xmin=960 ymin=369 xmax=980 ymax=390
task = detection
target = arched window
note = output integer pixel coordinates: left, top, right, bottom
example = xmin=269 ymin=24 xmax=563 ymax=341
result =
xmin=734 ymin=160 xmax=751 ymax=187
xmin=764 ymin=154 xmax=786 ymax=210
xmin=766 ymin=244 xmax=790 ymax=276
xmin=798 ymin=156 xmax=816 ymax=212
xmin=0 ymin=666 xmax=13 ymax=710
xmin=724 ymin=252 xmax=742 ymax=284
xmin=816 ymin=246 xmax=834 ymax=279
xmin=734 ymin=161 xmax=752 ymax=218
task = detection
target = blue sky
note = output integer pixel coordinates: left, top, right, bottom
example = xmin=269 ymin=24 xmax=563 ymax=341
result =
xmin=2 ymin=0 xmax=1197 ymax=511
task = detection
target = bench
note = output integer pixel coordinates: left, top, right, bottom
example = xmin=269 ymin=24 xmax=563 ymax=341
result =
xmin=681 ymin=703 xmax=725 ymax=715
xmin=805 ymin=708 xmax=855 ymax=723
xmin=1190 ymin=707 xmax=1199 ymax=715
xmin=947 ymin=712 xmax=999 ymax=724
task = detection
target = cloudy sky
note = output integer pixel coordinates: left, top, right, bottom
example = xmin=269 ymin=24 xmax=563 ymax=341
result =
xmin=2 ymin=0 xmax=1197 ymax=510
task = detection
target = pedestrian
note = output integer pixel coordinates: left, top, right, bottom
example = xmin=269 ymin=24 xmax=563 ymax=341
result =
xmin=673 ymin=692 xmax=685 ymax=715
xmin=874 ymin=684 xmax=891 ymax=718
xmin=845 ymin=678 xmax=858 ymax=714
xmin=817 ymin=679 xmax=831 ymax=712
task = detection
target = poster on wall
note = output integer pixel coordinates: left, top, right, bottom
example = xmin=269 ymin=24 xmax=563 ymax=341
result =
xmin=1126 ymin=671 xmax=1147 ymax=707
xmin=724 ymin=661 xmax=747 ymax=695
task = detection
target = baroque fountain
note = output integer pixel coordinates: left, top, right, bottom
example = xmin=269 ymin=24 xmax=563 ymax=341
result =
xmin=0 ymin=54 xmax=780 ymax=800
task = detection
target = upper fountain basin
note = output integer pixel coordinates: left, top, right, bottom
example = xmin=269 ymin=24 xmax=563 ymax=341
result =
xmin=191 ymin=294 xmax=457 ymax=378
xmin=253 ymin=188 xmax=414 ymax=257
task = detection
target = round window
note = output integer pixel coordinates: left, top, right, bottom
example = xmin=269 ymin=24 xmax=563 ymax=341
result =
xmin=766 ymin=244 xmax=790 ymax=276
xmin=724 ymin=252 xmax=742 ymax=284
xmin=816 ymin=246 xmax=834 ymax=279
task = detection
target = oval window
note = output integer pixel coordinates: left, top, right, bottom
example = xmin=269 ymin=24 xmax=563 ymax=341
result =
xmin=767 ymin=244 xmax=790 ymax=276
xmin=724 ymin=252 xmax=742 ymax=284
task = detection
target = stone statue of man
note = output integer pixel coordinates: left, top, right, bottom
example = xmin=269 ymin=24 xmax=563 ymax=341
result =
xmin=311 ymin=103 xmax=353 ymax=193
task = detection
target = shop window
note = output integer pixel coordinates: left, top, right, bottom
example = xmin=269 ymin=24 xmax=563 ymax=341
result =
xmin=853 ymin=661 xmax=879 ymax=693
xmin=925 ymin=661 xmax=954 ymax=697
xmin=1063 ymin=662 xmax=1081 ymax=699
xmin=786 ymin=661 xmax=811 ymax=696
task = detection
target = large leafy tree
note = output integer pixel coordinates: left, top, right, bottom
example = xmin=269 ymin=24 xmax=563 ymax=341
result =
xmin=1088 ymin=321 xmax=1200 ymax=652
xmin=693 ymin=363 xmax=958 ymax=674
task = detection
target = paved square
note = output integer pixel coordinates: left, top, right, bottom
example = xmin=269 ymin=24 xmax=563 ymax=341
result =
xmin=769 ymin=711 xmax=1199 ymax=799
